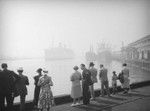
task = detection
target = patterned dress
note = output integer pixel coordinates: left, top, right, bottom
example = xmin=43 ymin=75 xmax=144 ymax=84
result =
xmin=38 ymin=74 xmax=53 ymax=110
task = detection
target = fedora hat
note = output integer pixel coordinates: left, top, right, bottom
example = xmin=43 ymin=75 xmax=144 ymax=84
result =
xmin=89 ymin=62 xmax=95 ymax=66
xmin=17 ymin=67 xmax=23 ymax=71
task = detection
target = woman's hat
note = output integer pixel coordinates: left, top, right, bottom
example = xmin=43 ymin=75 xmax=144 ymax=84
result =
xmin=17 ymin=67 xmax=23 ymax=71
xmin=73 ymin=66 xmax=79 ymax=70
xmin=43 ymin=68 xmax=48 ymax=73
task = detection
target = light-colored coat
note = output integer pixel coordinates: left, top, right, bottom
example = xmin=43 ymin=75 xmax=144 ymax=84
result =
xmin=122 ymin=67 xmax=130 ymax=88
xmin=99 ymin=68 xmax=108 ymax=82
xmin=70 ymin=71 xmax=82 ymax=98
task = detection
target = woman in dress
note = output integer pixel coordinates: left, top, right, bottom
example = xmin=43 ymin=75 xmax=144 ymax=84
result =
xmin=70 ymin=66 xmax=82 ymax=106
xmin=38 ymin=68 xmax=54 ymax=111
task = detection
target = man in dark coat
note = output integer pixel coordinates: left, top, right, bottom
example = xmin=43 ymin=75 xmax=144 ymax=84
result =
xmin=80 ymin=64 xmax=92 ymax=105
xmin=33 ymin=68 xmax=42 ymax=108
xmin=16 ymin=67 xmax=29 ymax=111
xmin=0 ymin=63 xmax=20 ymax=111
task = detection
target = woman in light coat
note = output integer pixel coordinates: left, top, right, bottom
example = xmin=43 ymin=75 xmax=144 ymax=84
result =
xmin=70 ymin=66 xmax=82 ymax=106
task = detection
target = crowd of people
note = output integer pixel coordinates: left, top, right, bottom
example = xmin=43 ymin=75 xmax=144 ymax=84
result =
xmin=70 ymin=62 xmax=130 ymax=106
xmin=0 ymin=62 xmax=130 ymax=111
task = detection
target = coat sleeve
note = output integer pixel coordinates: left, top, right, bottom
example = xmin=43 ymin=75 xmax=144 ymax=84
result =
xmin=49 ymin=77 xmax=53 ymax=86
xmin=37 ymin=77 xmax=42 ymax=86
xmin=25 ymin=76 xmax=29 ymax=85
xmin=70 ymin=74 xmax=74 ymax=81
xmin=99 ymin=70 xmax=102 ymax=79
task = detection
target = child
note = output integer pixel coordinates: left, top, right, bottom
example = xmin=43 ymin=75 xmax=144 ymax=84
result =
xmin=112 ymin=71 xmax=118 ymax=95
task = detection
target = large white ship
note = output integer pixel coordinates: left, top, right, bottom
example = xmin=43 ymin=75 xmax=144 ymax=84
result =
xmin=45 ymin=43 xmax=75 ymax=60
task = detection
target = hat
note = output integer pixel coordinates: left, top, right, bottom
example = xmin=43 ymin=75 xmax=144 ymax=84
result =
xmin=112 ymin=71 xmax=116 ymax=74
xmin=123 ymin=63 xmax=127 ymax=66
xmin=1 ymin=63 xmax=7 ymax=68
xmin=43 ymin=68 xmax=48 ymax=73
xmin=73 ymin=66 xmax=79 ymax=70
xmin=17 ymin=67 xmax=23 ymax=71
xmin=37 ymin=68 xmax=42 ymax=73
xmin=89 ymin=62 xmax=95 ymax=66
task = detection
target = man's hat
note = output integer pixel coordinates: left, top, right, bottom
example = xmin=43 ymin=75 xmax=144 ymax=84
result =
xmin=89 ymin=62 xmax=95 ymax=66
xmin=37 ymin=68 xmax=42 ymax=73
xmin=17 ymin=67 xmax=23 ymax=71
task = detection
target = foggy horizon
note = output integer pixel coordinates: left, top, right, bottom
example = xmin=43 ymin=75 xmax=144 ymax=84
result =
xmin=0 ymin=0 xmax=149 ymax=58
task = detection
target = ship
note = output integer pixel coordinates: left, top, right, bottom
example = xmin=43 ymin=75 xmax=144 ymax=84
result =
xmin=85 ymin=45 xmax=97 ymax=62
xmin=45 ymin=43 xmax=75 ymax=60
xmin=97 ymin=43 xmax=112 ymax=63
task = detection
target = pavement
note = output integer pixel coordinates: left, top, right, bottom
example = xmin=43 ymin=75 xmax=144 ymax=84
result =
xmin=32 ymin=86 xmax=150 ymax=111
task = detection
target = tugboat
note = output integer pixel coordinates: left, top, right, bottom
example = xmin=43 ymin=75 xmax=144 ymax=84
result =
xmin=85 ymin=45 xmax=97 ymax=62
xmin=45 ymin=43 xmax=75 ymax=60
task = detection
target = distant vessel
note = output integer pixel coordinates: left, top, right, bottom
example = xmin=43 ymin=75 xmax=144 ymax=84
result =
xmin=97 ymin=43 xmax=112 ymax=63
xmin=85 ymin=45 xmax=97 ymax=62
xmin=85 ymin=43 xmax=112 ymax=63
xmin=45 ymin=43 xmax=75 ymax=60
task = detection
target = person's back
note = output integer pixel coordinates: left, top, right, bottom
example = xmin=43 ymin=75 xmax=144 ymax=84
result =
xmin=122 ymin=67 xmax=129 ymax=78
xmin=89 ymin=67 xmax=97 ymax=83
xmin=99 ymin=65 xmax=110 ymax=97
xmin=71 ymin=71 xmax=81 ymax=87
xmin=99 ymin=68 xmax=108 ymax=82
xmin=121 ymin=63 xmax=130 ymax=94
xmin=82 ymin=69 xmax=92 ymax=85
xmin=112 ymin=74 xmax=117 ymax=83
xmin=17 ymin=74 xmax=29 ymax=96
xmin=0 ymin=63 xmax=19 ymax=111
xmin=2 ymin=70 xmax=15 ymax=94
xmin=0 ymin=71 xmax=4 ymax=94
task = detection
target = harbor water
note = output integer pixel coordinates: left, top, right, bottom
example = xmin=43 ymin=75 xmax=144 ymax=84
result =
xmin=0 ymin=57 xmax=150 ymax=103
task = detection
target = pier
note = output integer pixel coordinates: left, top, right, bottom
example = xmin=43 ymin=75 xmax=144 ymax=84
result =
xmin=49 ymin=84 xmax=150 ymax=111
xmin=11 ymin=80 xmax=150 ymax=111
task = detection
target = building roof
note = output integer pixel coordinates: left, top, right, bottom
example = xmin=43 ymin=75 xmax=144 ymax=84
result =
xmin=128 ymin=35 xmax=150 ymax=47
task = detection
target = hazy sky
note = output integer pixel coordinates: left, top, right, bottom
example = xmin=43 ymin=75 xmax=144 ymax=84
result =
xmin=0 ymin=0 xmax=149 ymax=58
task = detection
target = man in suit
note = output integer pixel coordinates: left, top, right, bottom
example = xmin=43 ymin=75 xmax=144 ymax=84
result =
xmin=0 ymin=63 xmax=19 ymax=111
xmin=80 ymin=64 xmax=92 ymax=105
xmin=16 ymin=67 xmax=29 ymax=111
xmin=99 ymin=64 xmax=110 ymax=97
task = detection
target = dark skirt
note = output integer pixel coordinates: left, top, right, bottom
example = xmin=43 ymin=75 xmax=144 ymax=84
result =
xmin=33 ymin=86 xmax=40 ymax=106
